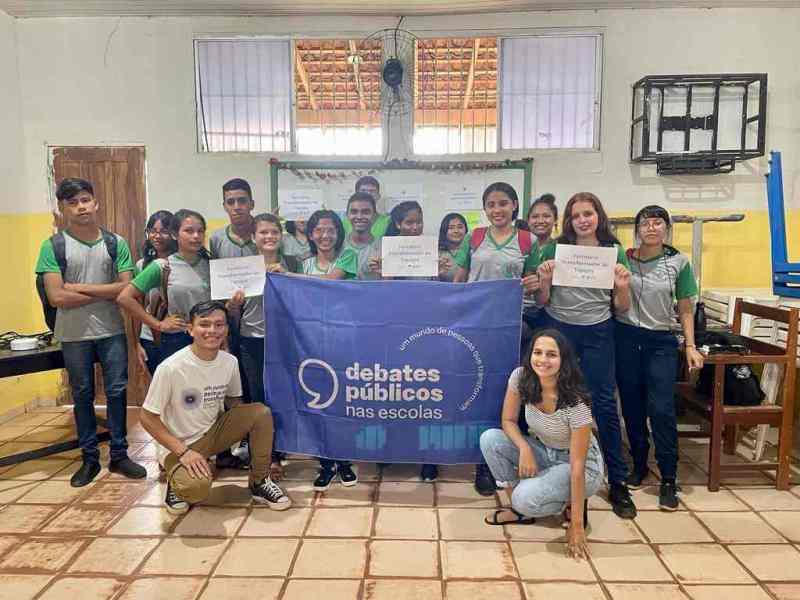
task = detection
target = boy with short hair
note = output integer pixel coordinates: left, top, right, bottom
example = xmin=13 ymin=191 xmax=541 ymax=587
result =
xmin=209 ymin=178 xmax=258 ymax=260
xmin=139 ymin=300 xmax=291 ymax=514
xmin=342 ymin=176 xmax=391 ymax=239
xmin=35 ymin=177 xmax=146 ymax=487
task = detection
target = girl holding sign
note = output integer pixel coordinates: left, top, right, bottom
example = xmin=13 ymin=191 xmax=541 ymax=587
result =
xmin=437 ymin=212 xmax=468 ymax=282
xmin=535 ymin=192 xmax=636 ymax=520
xmin=452 ymin=182 xmax=540 ymax=496
xmin=615 ymin=205 xmax=702 ymax=511
xmin=480 ymin=329 xmax=604 ymax=560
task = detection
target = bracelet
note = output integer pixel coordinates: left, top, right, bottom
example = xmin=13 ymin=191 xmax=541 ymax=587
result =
xmin=177 ymin=448 xmax=190 ymax=459
xmin=685 ymin=344 xmax=696 ymax=349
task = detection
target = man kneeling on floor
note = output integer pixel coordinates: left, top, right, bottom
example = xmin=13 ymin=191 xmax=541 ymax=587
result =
xmin=140 ymin=300 xmax=291 ymax=514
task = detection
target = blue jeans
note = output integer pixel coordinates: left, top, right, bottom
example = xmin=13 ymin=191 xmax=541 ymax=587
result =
xmin=61 ymin=334 xmax=129 ymax=463
xmin=140 ymin=338 xmax=165 ymax=376
xmin=158 ymin=331 xmax=193 ymax=361
xmin=541 ymin=315 xmax=628 ymax=485
xmin=480 ymin=428 xmax=604 ymax=518
xmin=615 ymin=321 xmax=679 ymax=479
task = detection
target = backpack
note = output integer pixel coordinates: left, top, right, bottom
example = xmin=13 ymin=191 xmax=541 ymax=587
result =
xmin=694 ymin=331 xmax=765 ymax=407
xmin=36 ymin=229 xmax=119 ymax=331
xmin=469 ymin=227 xmax=533 ymax=256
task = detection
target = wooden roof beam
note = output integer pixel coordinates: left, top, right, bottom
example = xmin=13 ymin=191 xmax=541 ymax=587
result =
xmin=295 ymin=51 xmax=318 ymax=111
xmin=462 ymin=38 xmax=480 ymax=110
xmin=348 ymin=40 xmax=367 ymax=111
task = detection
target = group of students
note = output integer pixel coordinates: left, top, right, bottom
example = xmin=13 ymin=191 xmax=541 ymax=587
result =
xmin=36 ymin=174 xmax=703 ymax=559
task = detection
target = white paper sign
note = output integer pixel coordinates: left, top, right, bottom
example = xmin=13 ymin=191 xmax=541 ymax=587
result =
xmin=445 ymin=182 xmax=483 ymax=211
xmin=209 ymin=256 xmax=266 ymax=300
xmin=384 ymin=184 xmax=423 ymax=212
xmin=381 ymin=236 xmax=438 ymax=278
xmin=278 ymin=189 xmax=323 ymax=221
xmin=551 ymin=244 xmax=617 ymax=290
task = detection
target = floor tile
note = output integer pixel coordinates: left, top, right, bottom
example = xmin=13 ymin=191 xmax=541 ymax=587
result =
xmin=436 ymin=482 xmax=498 ymax=508
xmin=306 ymin=506 xmax=373 ymax=537
xmin=379 ymin=463 xmax=425 ymax=482
xmin=680 ymin=486 xmax=751 ymax=511
xmin=0 ymin=574 xmax=53 ymax=600
xmin=658 ymin=544 xmax=754 ymax=583
xmin=0 ymin=425 xmax=37 ymax=441
xmin=761 ymin=512 xmax=800 ymax=542
xmin=441 ymin=541 xmax=517 ymax=579
xmin=282 ymin=579 xmax=361 ymax=600
xmin=511 ymin=541 xmax=596 ymax=581
xmin=197 ymin=482 xmax=253 ymax=507
xmin=134 ymin=482 xmax=167 ymax=506
xmin=0 ymin=538 xmax=85 ymax=571
xmin=369 ymin=540 xmax=439 ymax=577
xmin=731 ymin=488 xmax=800 ymax=511
xmin=51 ymin=461 xmax=109 ymax=482
xmin=198 ymin=577 xmax=283 ymax=600
xmin=172 ymin=507 xmax=248 ymax=537
xmin=0 ymin=504 xmax=59 ymax=533
xmin=0 ymin=459 xmax=73 ymax=480
xmin=351 ymin=462 xmax=380 ymax=481
xmin=605 ymin=583 xmax=689 ymax=600
xmin=239 ymin=507 xmax=311 ymax=536
xmin=38 ymin=576 xmax=125 ymax=600
xmin=316 ymin=483 xmax=376 ymax=506
xmin=585 ymin=510 xmax=644 ymax=542
xmin=16 ymin=480 xmax=94 ymax=504
xmin=79 ymin=482 xmax=151 ymax=506
xmin=281 ymin=460 xmax=321 ymax=481
xmin=140 ymin=537 xmax=229 ymax=575
xmin=23 ymin=427 xmax=74 ymax=443
xmin=291 ymin=539 xmax=367 ymax=578
xmin=281 ymin=482 xmax=316 ymax=507
xmin=0 ymin=480 xmax=39 ymax=503
xmin=374 ymin=507 xmax=438 ymax=539
xmin=587 ymin=543 xmax=672 ymax=581
xmin=117 ymin=577 xmax=206 ymax=600
xmin=41 ymin=505 xmax=120 ymax=534
xmin=504 ymin=518 xmax=571 ymax=542
xmin=684 ymin=585 xmax=773 ymax=600
xmin=696 ymin=511 xmax=786 ymax=543
xmin=677 ymin=463 xmax=713 ymax=484
xmin=438 ymin=508 xmax=506 ymax=540
xmin=629 ymin=486 xmax=687 ymax=511
xmin=67 ymin=537 xmax=160 ymax=575
xmin=377 ymin=481 xmax=435 ymax=507
xmin=0 ymin=535 xmax=22 ymax=558
xmin=437 ymin=464 xmax=474 ymax=482
xmin=728 ymin=544 xmax=800 ymax=581
xmin=525 ymin=582 xmax=606 ymax=600
xmin=634 ymin=512 xmax=714 ymax=543
xmin=214 ymin=538 xmax=298 ymax=576
xmin=767 ymin=584 xmax=800 ymax=599
xmin=108 ymin=507 xmax=179 ymax=535
xmin=446 ymin=581 xmax=522 ymax=600
xmin=0 ymin=441 xmax=53 ymax=455
xmin=131 ymin=444 xmax=160 ymax=461
xmin=364 ymin=579 xmax=442 ymax=600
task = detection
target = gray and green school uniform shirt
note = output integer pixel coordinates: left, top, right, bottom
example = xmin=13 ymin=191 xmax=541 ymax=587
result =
xmin=302 ymin=255 xmax=338 ymax=276
xmin=453 ymin=228 xmax=539 ymax=282
xmin=615 ymin=246 xmax=698 ymax=331
xmin=35 ymin=230 xmax=134 ymax=343
xmin=131 ymin=254 xmax=210 ymax=321
xmin=209 ymin=225 xmax=257 ymax=259
xmin=541 ymin=242 xmax=630 ymax=326
xmin=135 ymin=258 xmax=161 ymax=342
xmin=335 ymin=235 xmax=382 ymax=281
xmin=439 ymin=248 xmax=460 ymax=282
xmin=281 ymin=233 xmax=311 ymax=261
xmin=342 ymin=213 xmax=392 ymax=239
xmin=240 ymin=256 xmax=302 ymax=338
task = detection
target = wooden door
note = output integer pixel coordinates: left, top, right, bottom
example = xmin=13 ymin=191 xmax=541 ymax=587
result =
xmin=52 ymin=146 xmax=148 ymax=405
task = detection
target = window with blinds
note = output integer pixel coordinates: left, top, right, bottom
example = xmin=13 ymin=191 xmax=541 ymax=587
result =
xmin=195 ymin=39 xmax=293 ymax=152
xmin=500 ymin=35 xmax=601 ymax=150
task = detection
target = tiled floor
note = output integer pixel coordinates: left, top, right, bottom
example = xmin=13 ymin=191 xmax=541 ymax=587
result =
xmin=1 ymin=407 xmax=800 ymax=600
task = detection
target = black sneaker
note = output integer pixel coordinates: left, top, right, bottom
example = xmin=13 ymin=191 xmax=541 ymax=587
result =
xmin=608 ymin=482 xmax=638 ymax=519
xmin=474 ymin=464 xmax=497 ymax=496
xmin=165 ymin=483 xmax=189 ymax=515
xmin=625 ymin=468 xmax=650 ymax=490
xmin=420 ymin=464 xmax=438 ymax=482
xmin=659 ymin=479 xmax=680 ymax=512
xmin=70 ymin=460 xmax=101 ymax=488
xmin=338 ymin=463 xmax=358 ymax=487
xmin=313 ymin=467 xmax=337 ymax=491
xmin=109 ymin=457 xmax=147 ymax=479
xmin=250 ymin=477 xmax=292 ymax=510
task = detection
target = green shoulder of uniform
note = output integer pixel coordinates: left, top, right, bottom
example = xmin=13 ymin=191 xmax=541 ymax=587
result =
xmin=35 ymin=238 xmax=59 ymax=274
xmin=115 ymin=236 xmax=135 ymax=273
xmin=371 ymin=214 xmax=392 ymax=238
xmin=616 ymin=244 xmax=630 ymax=268
xmin=131 ymin=260 xmax=163 ymax=294
xmin=334 ymin=248 xmax=359 ymax=278
xmin=538 ymin=240 xmax=556 ymax=261
xmin=453 ymin=237 xmax=471 ymax=270
xmin=523 ymin=242 xmax=540 ymax=274
xmin=675 ymin=260 xmax=699 ymax=299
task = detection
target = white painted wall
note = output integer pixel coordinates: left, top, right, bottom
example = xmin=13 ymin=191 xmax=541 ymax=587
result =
xmin=7 ymin=8 xmax=800 ymax=219
xmin=0 ymin=11 xmax=25 ymax=213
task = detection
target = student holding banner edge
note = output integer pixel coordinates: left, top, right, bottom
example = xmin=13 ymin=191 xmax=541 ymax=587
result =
xmin=452 ymin=181 xmax=541 ymax=495
xmin=437 ymin=212 xmax=468 ymax=282
xmin=536 ymin=192 xmax=637 ymax=519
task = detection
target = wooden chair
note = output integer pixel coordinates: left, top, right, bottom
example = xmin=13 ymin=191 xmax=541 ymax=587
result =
xmin=676 ymin=299 xmax=798 ymax=491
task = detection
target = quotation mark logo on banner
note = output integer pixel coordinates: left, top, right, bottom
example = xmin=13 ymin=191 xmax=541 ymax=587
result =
xmin=298 ymin=358 xmax=339 ymax=410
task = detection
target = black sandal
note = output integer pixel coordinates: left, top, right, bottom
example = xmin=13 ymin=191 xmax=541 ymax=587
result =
xmin=484 ymin=508 xmax=536 ymax=526
xmin=561 ymin=499 xmax=589 ymax=529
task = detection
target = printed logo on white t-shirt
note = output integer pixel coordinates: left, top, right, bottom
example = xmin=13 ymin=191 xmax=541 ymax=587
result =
xmin=182 ymin=388 xmax=203 ymax=410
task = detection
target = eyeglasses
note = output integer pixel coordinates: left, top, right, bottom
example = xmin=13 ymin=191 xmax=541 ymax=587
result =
xmin=147 ymin=228 xmax=171 ymax=237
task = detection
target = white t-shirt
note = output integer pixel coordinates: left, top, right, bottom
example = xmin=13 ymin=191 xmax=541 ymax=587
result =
xmin=142 ymin=345 xmax=243 ymax=464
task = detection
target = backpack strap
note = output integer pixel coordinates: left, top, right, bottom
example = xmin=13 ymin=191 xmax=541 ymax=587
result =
xmin=469 ymin=227 xmax=488 ymax=251
xmin=50 ymin=232 xmax=67 ymax=276
xmin=517 ymin=228 xmax=533 ymax=256
xmin=100 ymin=228 xmax=119 ymax=265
